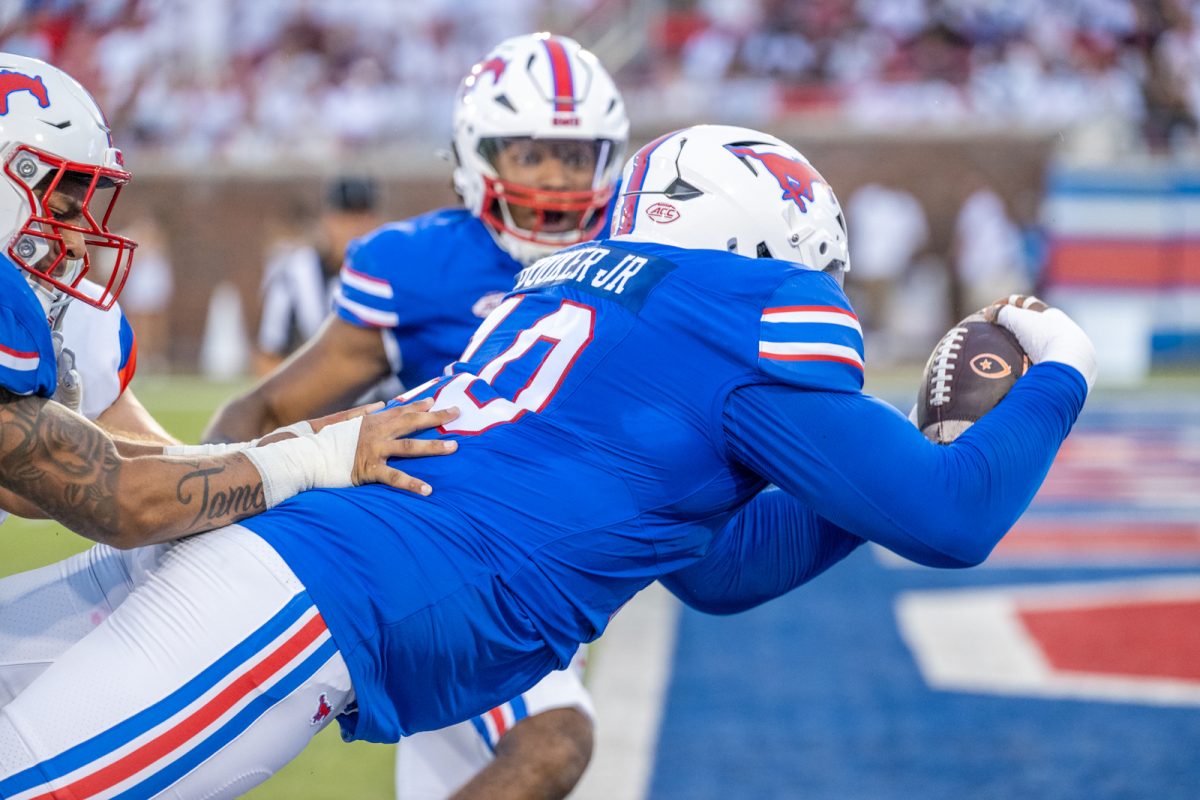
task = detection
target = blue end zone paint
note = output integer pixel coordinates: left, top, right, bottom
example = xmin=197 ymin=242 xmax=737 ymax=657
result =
xmin=650 ymin=395 xmax=1200 ymax=800
xmin=652 ymin=556 xmax=1200 ymax=800
xmin=1046 ymin=166 xmax=1200 ymax=196
xmin=1152 ymin=332 xmax=1200 ymax=365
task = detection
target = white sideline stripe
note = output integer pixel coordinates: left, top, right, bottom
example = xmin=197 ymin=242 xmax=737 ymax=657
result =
xmin=1043 ymin=196 xmax=1200 ymax=237
xmin=575 ymin=583 xmax=680 ymax=800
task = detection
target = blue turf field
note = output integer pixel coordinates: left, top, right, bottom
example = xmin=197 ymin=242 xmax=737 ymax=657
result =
xmin=650 ymin=394 xmax=1200 ymax=800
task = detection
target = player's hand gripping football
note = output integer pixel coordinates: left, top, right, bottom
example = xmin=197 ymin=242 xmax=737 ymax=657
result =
xmin=984 ymin=295 xmax=1097 ymax=393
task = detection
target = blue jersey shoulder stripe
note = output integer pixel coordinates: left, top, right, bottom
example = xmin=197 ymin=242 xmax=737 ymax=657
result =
xmin=334 ymin=288 xmax=399 ymax=329
xmin=340 ymin=263 xmax=394 ymax=299
xmin=756 ymin=276 xmax=864 ymax=391
xmin=760 ymin=305 xmax=864 ymax=368
xmin=334 ymin=230 xmax=401 ymax=329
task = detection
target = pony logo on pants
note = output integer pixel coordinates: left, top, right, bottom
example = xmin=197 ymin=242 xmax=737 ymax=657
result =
xmin=311 ymin=693 xmax=333 ymax=726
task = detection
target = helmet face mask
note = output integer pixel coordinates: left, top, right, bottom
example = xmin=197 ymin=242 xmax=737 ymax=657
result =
xmin=611 ymin=125 xmax=850 ymax=281
xmin=6 ymin=144 xmax=134 ymax=321
xmin=0 ymin=54 xmax=136 ymax=324
xmin=452 ymin=34 xmax=629 ymax=265
xmin=476 ymin=135 xmax=619 ymax=249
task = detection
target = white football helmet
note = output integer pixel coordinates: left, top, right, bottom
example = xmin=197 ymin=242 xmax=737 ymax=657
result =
xmin=452 ymin=33 xmax=629 ymax=265
xmin=611 ymin=125 xmax=850 ymax=281
xmin=0 ymin=53 xmax=135 ymax=326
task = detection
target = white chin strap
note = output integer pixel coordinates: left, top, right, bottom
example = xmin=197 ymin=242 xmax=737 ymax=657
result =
xmin=25 ymin=273 xmax=73 ymax=330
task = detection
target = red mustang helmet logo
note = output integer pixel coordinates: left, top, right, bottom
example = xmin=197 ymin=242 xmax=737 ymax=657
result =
xmin=471 ymin=57 xmax=507 ymax=88
xmin=0 ymin=70 xmax=49 ymax=116
xmin=725 ymin=144 xmax=828 ymax=214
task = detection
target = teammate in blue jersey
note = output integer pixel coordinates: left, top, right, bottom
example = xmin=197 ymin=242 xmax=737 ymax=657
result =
xmin=203 ymin=33 xmax=628 ymax=798
xmin=205 ymin=33 xmax=628 ymax=435
xmin=0 ymin=123 xmax=1096 ymax=799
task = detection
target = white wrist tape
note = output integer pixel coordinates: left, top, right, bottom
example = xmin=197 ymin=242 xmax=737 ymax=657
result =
xmin=163 ymin=422 xmax=314 ymax=458
xmin=271 ymin=420 xmax=314 ymax=439
xmin=164 ymin=440 xmax=258 ymax=457
xmin=997 ymin=305 xmax=1098 ymax=393
xmin=242 ymin=416 xmax=362 ymax=508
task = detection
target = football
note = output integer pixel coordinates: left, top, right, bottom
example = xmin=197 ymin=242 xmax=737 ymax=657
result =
xmin=915 ymin=316 xmax=1030 ymax=443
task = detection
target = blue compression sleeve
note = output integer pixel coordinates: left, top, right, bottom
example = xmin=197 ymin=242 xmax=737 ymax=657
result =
xmin=661 ymin=488 xmax=865 ymax=615
xmin=723 ymin=362 xmax=1087 ymax=568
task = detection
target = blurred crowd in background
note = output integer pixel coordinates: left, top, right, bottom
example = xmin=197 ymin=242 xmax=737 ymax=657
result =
xmin=1 ymin=0 xmax=1192 ymax=380
xmin=2 ymin=0 xmax=1198 ymax=162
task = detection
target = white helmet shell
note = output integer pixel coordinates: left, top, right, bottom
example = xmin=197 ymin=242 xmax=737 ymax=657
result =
xmin=452 ymin=33 xmax=629 ymax=265
xmin=0 ymin=52 xmax=134 ymax=322
xmin=612 ymin=125 xmax=850 ymax=280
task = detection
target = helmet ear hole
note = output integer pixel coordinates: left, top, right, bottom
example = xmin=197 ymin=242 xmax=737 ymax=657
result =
xmin=756 ymin=241 xmax=772 ymax=259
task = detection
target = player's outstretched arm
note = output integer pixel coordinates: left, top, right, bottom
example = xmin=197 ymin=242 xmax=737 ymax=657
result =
xmin=0 ymin=391 xmax=456 ymax=548
xmin=725 ymin=362 xmax=1086 ymax=568
xmin=661 ymin=488 xmax=864 ymax=615
xmin=203 ymin=317 xmax=392 ymax=443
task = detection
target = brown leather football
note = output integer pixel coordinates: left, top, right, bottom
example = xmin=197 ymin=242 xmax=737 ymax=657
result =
xmin=916 ymin=317 xmax=1029 ymax=443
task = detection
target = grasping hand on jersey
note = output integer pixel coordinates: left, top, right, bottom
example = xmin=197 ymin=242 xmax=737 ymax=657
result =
xmin=298 ymin=398 xmax=460 ymax=496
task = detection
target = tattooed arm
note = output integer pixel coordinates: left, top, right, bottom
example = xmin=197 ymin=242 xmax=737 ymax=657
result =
xmin=0 ymin=388 xmax=179 ymax=519
xmin=0 ymin=389 xmax=456 ymax=548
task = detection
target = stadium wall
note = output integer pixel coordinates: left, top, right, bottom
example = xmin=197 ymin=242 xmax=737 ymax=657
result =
xmin=120 ymin=131 xmax=1056 ymax=370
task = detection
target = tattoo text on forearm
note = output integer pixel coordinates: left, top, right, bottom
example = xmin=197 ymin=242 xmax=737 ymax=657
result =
xmin=176 ymin=466 xmax=266 ymax=527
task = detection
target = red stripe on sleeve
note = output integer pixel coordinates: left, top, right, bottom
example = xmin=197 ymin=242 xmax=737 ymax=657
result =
xmin=762 ymin=305 xmax=858 ymax=319
xmin=759 ymin=352 xmax=864 ymax=369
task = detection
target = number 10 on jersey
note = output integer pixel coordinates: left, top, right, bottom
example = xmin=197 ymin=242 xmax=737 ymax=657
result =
xmin=425 ymin=296 xmax=596 ymax=435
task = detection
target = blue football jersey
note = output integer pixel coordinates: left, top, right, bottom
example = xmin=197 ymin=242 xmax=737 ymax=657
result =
xmin=334 ymin=209 xmax=523 ymax=389
xmin=245 ymin=239 xmax=1087 ymax=744
xmin=0 ymin=257 xmax=56 ymax=398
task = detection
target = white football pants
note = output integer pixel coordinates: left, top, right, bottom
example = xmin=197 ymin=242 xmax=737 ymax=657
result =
xmin=0 ymin=525 xmax=352 ymax=800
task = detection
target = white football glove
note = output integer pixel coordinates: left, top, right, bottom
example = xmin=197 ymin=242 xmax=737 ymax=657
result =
xmin=990 ymin=295 xmax=1097 ymax=393
xmin=50 ymin=331 xmax=83 ymax=414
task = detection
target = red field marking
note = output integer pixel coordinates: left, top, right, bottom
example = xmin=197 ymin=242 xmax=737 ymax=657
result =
xmin=1018 ymin=598 xmax=1200 ymax=681
xmin=1046 ymin=240 xmax=1200 ymax=287
xmin=995 ymin=522 xmax=1200 ymax=560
